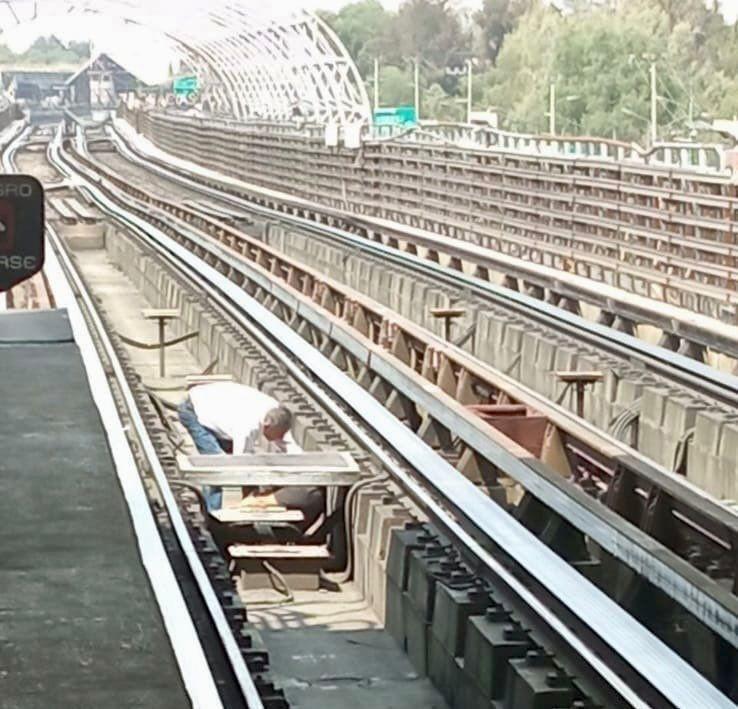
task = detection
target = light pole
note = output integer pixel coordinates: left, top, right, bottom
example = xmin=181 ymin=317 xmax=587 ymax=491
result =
xmin=650 ymin=60 xmax=657 ymax=146
xmin=466 ymin=58 xmax=473 ymax=123
xmin=373 ymin=57 xmax=379 ymax=113
xmin=414 ymin=58 xmax=420 ymax=120
xmin=547 ymin=84 xmax=578 ymax=136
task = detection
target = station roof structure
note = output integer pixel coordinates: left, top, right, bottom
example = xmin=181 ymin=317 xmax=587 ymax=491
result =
xmin=0 ymin=1 xmax=371 ymax=124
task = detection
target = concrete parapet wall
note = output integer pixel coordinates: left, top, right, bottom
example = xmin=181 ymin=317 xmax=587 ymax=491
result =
xmin=126 ymin=107 xmax=738 ymax=325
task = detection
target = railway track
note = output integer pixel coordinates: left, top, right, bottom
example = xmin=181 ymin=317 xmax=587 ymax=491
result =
xmin=100 ymin=123 xmax=738 ymax=491
xmin=127 ymin=108 xmax=738 ymax=332
xmin=80 ymin=119 xmax=738 ymax=630
xmin=18 ymin=120 xmax=733 ymax=706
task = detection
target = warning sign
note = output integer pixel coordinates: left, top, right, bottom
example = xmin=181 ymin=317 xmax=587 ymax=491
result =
xmin=0 ymin=175 xmax=44 ymax=292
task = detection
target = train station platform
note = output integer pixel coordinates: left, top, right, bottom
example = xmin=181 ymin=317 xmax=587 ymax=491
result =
xmin=0 ymin=309 xmax=189 ymax=708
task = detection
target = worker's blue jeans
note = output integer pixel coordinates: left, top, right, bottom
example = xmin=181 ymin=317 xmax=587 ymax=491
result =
xmin=177 ymin=397 xmax=223 ymax=511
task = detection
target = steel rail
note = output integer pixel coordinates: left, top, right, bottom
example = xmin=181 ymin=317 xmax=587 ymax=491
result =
xmin=64 ymin=131 xmax=738 ymax=650
xmin=106 ymin=123 xmax=738 ymax=408
xmin=13 ymin=129 xmax=266 ymax=709
xmin=50 ymin=128 xmax=737 ymax=709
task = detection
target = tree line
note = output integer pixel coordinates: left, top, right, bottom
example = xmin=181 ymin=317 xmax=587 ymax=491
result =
xmin=0 ymin=36 xmax=90 ymax=67
xmin=319 ymin=0 xmax=738 ymax=143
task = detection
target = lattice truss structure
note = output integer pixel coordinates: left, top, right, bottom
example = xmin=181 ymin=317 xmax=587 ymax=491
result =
xmin=0 ymin=0 xmax=371 ymax=123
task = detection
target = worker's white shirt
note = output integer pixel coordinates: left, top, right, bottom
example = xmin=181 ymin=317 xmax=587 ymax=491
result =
xmin=189 ymin=382 xmax=300 ymax=455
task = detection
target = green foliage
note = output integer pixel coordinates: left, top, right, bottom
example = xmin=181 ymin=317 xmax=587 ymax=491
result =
xmin=0 ymin=36 xmax=90 ymax=66
xmin=474 ymin=0 xmax=532 ymax=63
xmin=389 ymin=0 xmax=470 ymax=68
xmin=378 ymin=64 xmax=416 ymax=105
xmin=422 ymin=82 xmax=465 ymax=121
xmin=320 ymin=0 xmax=393 ymax=77
xmin=321 ymin=0 xmax=738 ymax=138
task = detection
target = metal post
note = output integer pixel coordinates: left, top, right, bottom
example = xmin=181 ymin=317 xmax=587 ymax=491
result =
xmin=158 ymin=317 xmax=166 ymax=377
xmin=650 ymin=61 xmax=657 ymax=146
xmin=373 ymin=57 xmax=379 ymax=114
xmin=414 ymin=58 xmax=420 ymax=121
xmin=575 ymin=382 xmax=585 ymax=419
xmin=549 ymin=82 xmax=555 ymax=135
xmin=466 ymin=59 xmax=473 ymax=124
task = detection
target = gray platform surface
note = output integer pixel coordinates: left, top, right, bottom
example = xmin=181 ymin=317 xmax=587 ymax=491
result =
xmin=0 ymin=309 xmax=189 ymax=708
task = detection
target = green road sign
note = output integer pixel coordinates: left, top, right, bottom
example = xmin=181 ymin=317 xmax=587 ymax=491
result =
xmin=373 ymin=106 xmax=417 ymax=126
xmin=173 ymin=75 xmax=199 ymax=96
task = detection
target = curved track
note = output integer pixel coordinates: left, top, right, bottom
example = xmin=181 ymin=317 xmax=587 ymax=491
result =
xmin=34 ymin=121 xmax=738 ymax=707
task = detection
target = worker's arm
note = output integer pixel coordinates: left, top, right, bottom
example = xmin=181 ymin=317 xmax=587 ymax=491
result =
xmin=227 ymin=421 xmax=260 ymax=455
xmin=270 ymin=432 xmax=302 ymax=454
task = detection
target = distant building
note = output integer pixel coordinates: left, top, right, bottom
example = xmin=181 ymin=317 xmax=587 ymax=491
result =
xmin=0 ymin=67 xmax=76 ymax=105
xmin=66 ymin=53 xmax=146 ymax=115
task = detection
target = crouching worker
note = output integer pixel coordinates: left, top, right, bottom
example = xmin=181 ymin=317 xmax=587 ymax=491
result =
xmin=178 ymin=382 xmax=324 ymax=535
xmin=178 ymin=381 xmax=298 ymax=510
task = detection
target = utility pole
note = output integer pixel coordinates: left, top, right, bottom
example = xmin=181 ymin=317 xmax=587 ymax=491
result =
xmin=549 ymin=82 xmax=556 ymax=134
xmin=373 ymin=58 xmax=379 ymax=114
xmin=466 ymin=59 xmax=473 ymax=123
xmin=414 ymin=58 xmax=420 ymax=121
xmin=650 ymin=61 xmax=657 ymax=146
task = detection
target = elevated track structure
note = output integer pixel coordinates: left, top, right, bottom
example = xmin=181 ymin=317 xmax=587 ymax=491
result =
xmin=124 ymin=107 xmax=738 ymax=339
xmin=2 ymin=3 xmax=738 ymax=701
xmin=20 ymin=117 xmax=735 ymax=706
xmin=105 ymin=113 xmax=738 ymax=501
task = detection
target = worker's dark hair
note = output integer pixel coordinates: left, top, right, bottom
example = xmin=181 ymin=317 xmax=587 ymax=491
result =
xmin=264 ymin=405 xmax=292 ymax=432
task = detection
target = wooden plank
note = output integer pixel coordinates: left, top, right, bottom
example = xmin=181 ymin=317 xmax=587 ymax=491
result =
xmin=180 ymin=451 xmax=358 ymax=473
xmin=142 ymin=308 xmax=180 ymax=320
xmin=430 ymin=307 xmax=466 ymax=318
xmin=228 ymin=544 xmax=330 ymax=559
xmin=210 ymin=507 xmax=304 ymax=524
xmin=184 ymin=470 xmax=359 ymax=487
xmin=555 ymin=371 xmax=604 ymax=384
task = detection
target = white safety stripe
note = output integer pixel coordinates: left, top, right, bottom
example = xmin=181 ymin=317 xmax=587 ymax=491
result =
xmin=43 ymin=233 xmax=225 ymax=709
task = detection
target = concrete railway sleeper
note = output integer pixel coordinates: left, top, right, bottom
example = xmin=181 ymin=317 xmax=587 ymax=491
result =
xmin=49 ymin=129 xmax=738 ymax=704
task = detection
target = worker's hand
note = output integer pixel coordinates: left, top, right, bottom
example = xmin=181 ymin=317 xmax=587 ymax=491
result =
xmin=240 ymin=494 xmax=278 ymax=508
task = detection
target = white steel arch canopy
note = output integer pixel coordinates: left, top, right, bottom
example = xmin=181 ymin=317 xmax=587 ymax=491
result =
xmin=0 ymin=1 xmax=371 ymax=124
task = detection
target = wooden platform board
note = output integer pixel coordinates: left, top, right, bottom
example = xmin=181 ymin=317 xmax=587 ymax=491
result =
xmin=142 ymin=308 xmax=180 ymax=320
xmin=210 ymin=507 xmax=305 ymax=524
xmin=178 ymin=452 xmax=360 ymax=486
xmin=229 ymin=544 xmax=330 ymax=559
